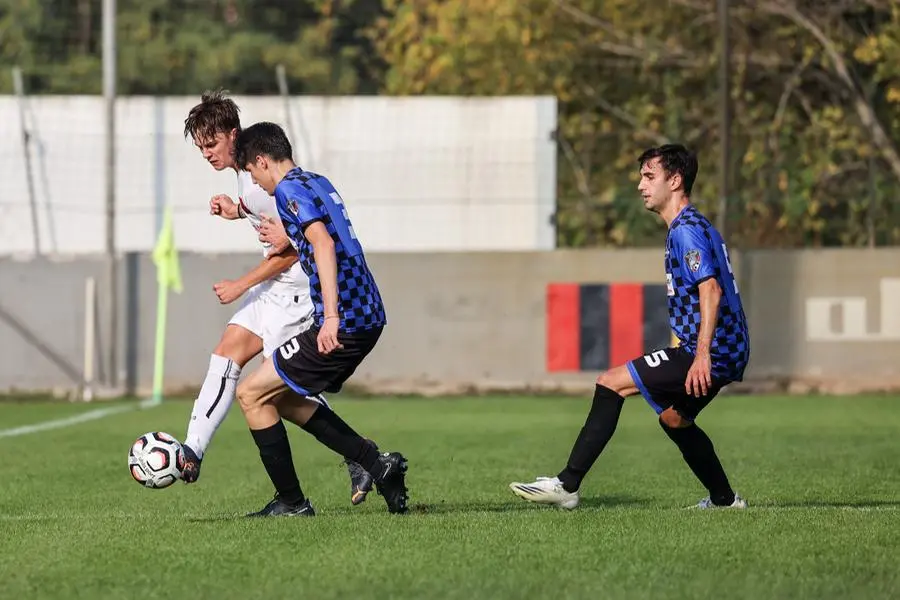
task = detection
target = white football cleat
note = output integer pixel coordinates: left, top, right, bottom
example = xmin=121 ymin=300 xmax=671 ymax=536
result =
xmin=509 ymin=476 xmax=580 ymax=509
xmin=693 ymin=494 xmax=748 ymax=509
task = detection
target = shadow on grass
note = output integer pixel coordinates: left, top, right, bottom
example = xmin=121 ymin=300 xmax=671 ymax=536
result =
xmin=186 ymin=513 xmax=255 ymax=523
xmin=183 ymin=498 xmax=900 ymax=522
xmin=404 ymin=493 xmax=649 ymax=515
xmin=184 ymin=494 xmax=649 ymax=521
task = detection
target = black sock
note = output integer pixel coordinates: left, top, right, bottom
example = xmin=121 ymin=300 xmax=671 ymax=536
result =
xmin=301 ymin=406 xmax=381 ymax=472
xmin=659 ymin=419 xmax=735 ymax=506
xmin=557 ymin=384 xmax=625 ymax=493
xmin=250 ymin=421 xmax=305 ymax=506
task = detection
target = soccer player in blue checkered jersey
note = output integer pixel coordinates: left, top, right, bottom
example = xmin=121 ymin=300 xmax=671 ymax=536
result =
xmin=229 ymin=122 xmax=409 ymax=517
xmin=511 ymin=144 xmax=750 ymax=510
xmin=178 ymin=91 xmax=371 ymax=506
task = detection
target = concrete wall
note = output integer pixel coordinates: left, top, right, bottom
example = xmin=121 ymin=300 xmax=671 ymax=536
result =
xmin=0 ymin=95 xmax=557 ymax=255
xmin=2 ymin=249 xmax=899 ymax=397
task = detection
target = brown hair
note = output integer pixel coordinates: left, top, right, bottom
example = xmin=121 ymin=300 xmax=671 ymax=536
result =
xmin=183 ymin=89 xmax=241 ymax=142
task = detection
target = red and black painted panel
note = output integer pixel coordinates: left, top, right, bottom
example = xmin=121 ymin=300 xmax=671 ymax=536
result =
xmin=546 ymin=283 xmax=672 ymax=372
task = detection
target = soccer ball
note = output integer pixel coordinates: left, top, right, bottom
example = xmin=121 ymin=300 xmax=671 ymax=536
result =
xmin=128 ymin=431 xmax=185 ymax=489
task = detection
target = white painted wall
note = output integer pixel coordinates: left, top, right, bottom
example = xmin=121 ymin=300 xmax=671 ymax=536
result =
xmin=0 ymin=95 xmax=557 ymax=255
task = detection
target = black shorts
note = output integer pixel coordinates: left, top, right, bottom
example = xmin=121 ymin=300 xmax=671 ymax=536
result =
xmin=272 ymin=326 xmax=383 ymax=397
xmin=626 ymin=346 xmax=727 ymax=421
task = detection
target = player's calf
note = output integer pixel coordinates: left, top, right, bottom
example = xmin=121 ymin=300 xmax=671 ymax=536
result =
xmin=659 ymin=416 xmax=738 ymax=508
xmin=275 ymin=393 xmax=377 ymax=506
xmin=298 ymin=404 xmax=407 ymax=513
xmin=278 ymin=399 xmax=408 ymax=513
xmin=555 ymin=382 xmax=627 ymax=494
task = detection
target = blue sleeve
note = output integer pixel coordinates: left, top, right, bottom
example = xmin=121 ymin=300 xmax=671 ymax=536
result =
xmin=672 ymin=225 xmax=716 ymax=288
xmin=274 ymin=183 xmax=325 ymax=242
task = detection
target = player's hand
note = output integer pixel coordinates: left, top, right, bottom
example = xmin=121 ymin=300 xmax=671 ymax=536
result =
xmin=213 ymin=279 xmax=246 ymax=304
xmin=259 ymin=214 xmax=291 ymax=252
xmin=317 ymin=317 xmax=343 ymax=354
xmin=210 ymin=194 xmax=239 ymax=220
xmin=685 ymin=352 xmax=713 ymax=398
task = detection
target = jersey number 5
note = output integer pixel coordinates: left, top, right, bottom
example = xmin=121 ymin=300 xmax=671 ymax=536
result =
xmin=721 ymin=243 xmax=740 ymax=294
xmin=329 ymin=192 xmax=358 ymax=241
xmin=644 ymin=350 xmax=669 ymax=368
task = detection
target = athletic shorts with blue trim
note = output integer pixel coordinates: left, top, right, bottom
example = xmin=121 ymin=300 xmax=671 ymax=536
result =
xmin=272 ymin=325 xmax=383 ymax=397
xmin=625 ymin=346 xmax=728 ymax=421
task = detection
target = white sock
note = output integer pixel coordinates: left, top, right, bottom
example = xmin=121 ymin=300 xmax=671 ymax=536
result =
xmin=184 ymin=354 xmax=241 ymax=459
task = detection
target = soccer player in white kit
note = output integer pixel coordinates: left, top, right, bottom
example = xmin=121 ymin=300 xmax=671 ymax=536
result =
xmin=179 ymin=90 xmax=373 ymax=505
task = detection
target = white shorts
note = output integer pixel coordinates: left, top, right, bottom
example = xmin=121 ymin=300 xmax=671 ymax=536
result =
xmin=228 ymin=285 xmax=314 ymax=358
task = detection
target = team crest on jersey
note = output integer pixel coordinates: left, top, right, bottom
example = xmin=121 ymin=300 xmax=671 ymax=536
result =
xmin=287 ymin=199 xmax=299 ymax=215
xmin=684 ymin=249 xmax=702 ymax=272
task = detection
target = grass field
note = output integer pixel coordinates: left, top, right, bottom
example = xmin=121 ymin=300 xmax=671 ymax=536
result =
xmin=1 ymin=393 xmax=898 ymax=599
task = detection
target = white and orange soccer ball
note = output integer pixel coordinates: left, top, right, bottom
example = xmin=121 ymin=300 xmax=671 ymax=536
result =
xmin=128 ymin=431 xmax=185 ymax=489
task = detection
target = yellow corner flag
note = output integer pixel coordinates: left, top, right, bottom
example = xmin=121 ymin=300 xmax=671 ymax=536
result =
xmin=151 ymin=206 xmax=182 ymax=404
xmin=152 ymin=205 xmax=183 ymax=293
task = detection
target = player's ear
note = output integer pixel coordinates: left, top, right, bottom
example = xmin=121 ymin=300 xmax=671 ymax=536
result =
xmin=669 ymin=172 xmax=682 ymax=192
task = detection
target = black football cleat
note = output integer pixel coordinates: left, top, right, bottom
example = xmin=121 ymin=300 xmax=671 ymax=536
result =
xmin=346 ymin=460 xmax=374 ymax=506
xmin=374 ymin=452 xmax=409 ymax=514
xmin=346 ymin=439 xmax=378 ymax=505
xmin=246 ymin=496 xmax=316 ymax=518
xmin=181 ymin=445 xmax=201 ymax=484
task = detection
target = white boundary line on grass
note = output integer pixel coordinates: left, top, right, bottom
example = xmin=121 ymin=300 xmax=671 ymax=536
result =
xmin=0 ymin=399 xmax=158 ymax=439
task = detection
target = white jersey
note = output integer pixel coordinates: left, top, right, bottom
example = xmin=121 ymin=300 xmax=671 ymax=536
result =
xmin=236 ymin=170 xmax=309 ymax=299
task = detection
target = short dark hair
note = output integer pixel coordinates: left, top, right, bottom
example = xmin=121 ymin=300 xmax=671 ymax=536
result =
xmin=234 ymin=122 xmax=294 ymax=167
xmin=637 ymin=144 xmax=699 ymax=196
xmin=183 ymin=89 xmax=241 ymax=141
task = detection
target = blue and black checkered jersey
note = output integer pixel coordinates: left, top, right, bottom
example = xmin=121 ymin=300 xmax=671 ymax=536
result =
xmin=274 ymin=167 xmax=386 ymax=333
xmin=665 ymin=204 xmax=750 ymax=381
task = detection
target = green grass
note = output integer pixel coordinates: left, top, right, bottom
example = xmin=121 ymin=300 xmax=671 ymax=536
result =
xmin=1 ymin=394 xmax=898 ymax=599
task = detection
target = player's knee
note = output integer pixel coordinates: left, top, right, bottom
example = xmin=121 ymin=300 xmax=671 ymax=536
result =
xmin=215 ymin=326 xmax=262 ymax=366
xmin=659 ymin=408 xmax=690 ymax=429
xmin=236 ymin=380 xmax=261 ymax=413
xmin=595 ymin=371 xmax=615 ymax=390
xmin=596 ymin=369 xmax=630 ymax=395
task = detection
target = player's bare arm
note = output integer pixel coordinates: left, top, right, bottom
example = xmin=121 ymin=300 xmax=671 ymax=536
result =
xmin=305 ymin=221 xmax=343 ymax=355
xmin=213 ymin=248 xmax=299 ymax=304
xmin=686 ymin=277 xmax=722 ymax=398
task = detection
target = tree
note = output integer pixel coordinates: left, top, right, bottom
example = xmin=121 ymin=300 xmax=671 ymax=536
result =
xmin=2 ymin=0 xmax=898 ymax=247
xmin=371 ymin=0 xmax=900 ymax=247
xmin=0 ymin=0 xmax=385 ymax=95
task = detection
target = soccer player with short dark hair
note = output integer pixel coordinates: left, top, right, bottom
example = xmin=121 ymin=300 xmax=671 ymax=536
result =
xmin=510 ymin=144 xmax=750 ymax=510
xmin=232 ymin=121 xmax=409 ymax=517
xmin=179 ymin=90 xmax=374 ymax=508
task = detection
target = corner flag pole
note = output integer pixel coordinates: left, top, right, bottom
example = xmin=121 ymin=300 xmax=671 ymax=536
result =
xmin=151 ymin=205 xmax=183 ymax=405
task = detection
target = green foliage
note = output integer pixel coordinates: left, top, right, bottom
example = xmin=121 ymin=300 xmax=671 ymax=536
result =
xmin=2 ymin=0 xmax=899 ymax=247
xmin=0 ymin=0 xmax=384 ymax=95
xmin=372 ymin=0 xmax=900 ymax=248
